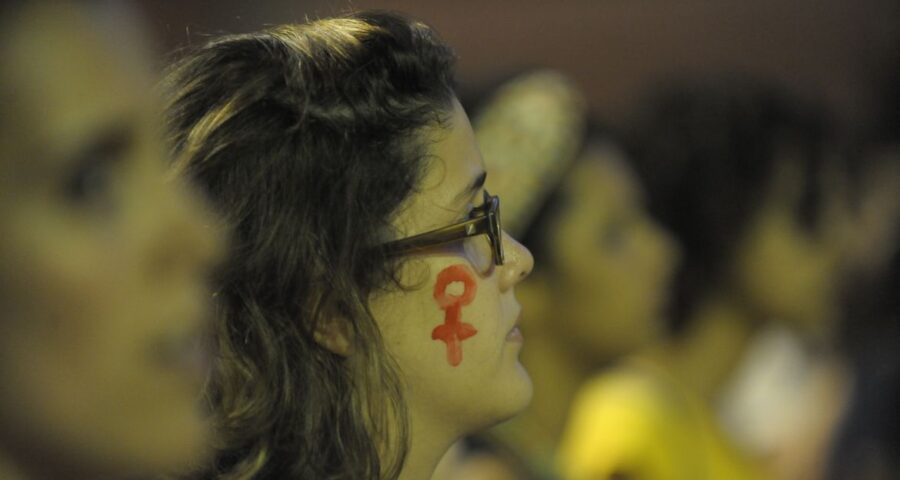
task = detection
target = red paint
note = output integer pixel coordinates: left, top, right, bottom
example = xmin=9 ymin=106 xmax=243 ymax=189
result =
xmin=432 ymin=264 xmax=478 ymax=367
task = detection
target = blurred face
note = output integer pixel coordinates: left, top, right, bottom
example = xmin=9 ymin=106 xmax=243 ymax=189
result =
xmin=545 ymin=146 xmax=679 ymax=361
xmin=0 ymin=4 xmax=222 ymax=477
xmin=842 ymin=150 xmax=900 ymax=278
xmin=733 ymin=160 xmax=847 ymax=339
xmin=368 ymin=101 xmax=535 ymax=438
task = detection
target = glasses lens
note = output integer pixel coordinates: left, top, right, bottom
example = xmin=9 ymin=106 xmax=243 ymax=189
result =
xmin=492 ymin=197 xmax=504 ymax=265
xmin=463 ymin=234 xmax=494 ymax=274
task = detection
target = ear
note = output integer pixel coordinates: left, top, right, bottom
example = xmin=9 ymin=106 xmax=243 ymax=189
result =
xmin=313 ymin=316 xmax=354 ymax=357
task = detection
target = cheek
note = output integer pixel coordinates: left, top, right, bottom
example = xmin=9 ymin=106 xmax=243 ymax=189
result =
xmin=431 ymin=264 xmax=480 ymax=367
xmin=0 ymin=232 xmax=210 ymax=471
xmin=375 ymin=262 xmax=507 ymax=374
xmin=558 ymin=255 xmax=660 ymax=350
xmin=737 ymin=224 xmax=827 ymax=318
xmin=569 ymin=257 xmax=631 ymax=311
xmin=0 ymin=256 xmax=114 ymax=435
xmin=2 ymin=243 xmax=131 ymax=396
xmin=0 ymin=211 xmax=156 ymax=402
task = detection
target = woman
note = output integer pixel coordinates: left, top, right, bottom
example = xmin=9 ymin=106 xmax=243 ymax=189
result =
xmin=162 ymin=12 xmax=534 ymax=480
xmin=827 ymin=137 xmax=900 ymax=480
xmin=0 ymin=2 xmax=222 ymax=479
xmin=558 ymin=80 xmax=850 ymax=480
xmin=436 ymin=72 xmax=680 ymax=480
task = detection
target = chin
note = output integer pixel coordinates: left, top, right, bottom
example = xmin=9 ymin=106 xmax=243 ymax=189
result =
xmin=512 ymin=362 xmax=534 ymax=411
xmin=112 ymin=412 xmax=211 ymax=476
xmin=487 ymin=362 xmax=534 ymax=427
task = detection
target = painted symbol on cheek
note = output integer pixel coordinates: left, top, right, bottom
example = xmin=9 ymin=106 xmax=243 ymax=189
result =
xmin=432 ymin=264 xmax=478 ymax=367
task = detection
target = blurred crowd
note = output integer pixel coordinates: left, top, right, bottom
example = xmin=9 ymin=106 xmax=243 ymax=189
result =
xmin=435 ymin=69 xmax=899 ymax=480
xmin=0 ymin=2 xmax=897 ymax=480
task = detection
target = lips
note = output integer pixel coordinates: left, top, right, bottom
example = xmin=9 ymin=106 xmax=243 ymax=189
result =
xmin=506 ymin=311 xmax=524 ymax=342
xmin=152 ymin=320 xmax=213 ymax=389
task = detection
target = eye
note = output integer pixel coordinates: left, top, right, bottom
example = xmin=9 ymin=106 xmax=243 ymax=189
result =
xmin=64 ymin=156 xmax=113 ymax=204
xmin=467 ymin=194 xmax=490 ymax=219
xmin=62 ymin=129 xmax=130 ymax=208
xmin=465 ymin=205 xmax=479 ymax=220
xmin=600 ymin=218 xmax=628 ymax=251
xmin=462 ymin=203 xmax=479 ymax=221
xmin=463 ymin=234 xmax=494 ymax=275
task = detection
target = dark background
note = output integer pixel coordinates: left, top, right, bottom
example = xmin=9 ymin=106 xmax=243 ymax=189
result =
xmin=136 ymin=0 xmax=900 ymax=132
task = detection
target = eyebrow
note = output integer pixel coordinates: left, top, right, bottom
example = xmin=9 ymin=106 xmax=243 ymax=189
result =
xmin=451 ymin=170 xmax=487 ymax=206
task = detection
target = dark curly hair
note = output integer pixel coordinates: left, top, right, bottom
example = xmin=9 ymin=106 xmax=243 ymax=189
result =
xmin=161 ymin=11 xmax=456 ymax=479
xmin=625 ymin=79 xmax=834 ymax=333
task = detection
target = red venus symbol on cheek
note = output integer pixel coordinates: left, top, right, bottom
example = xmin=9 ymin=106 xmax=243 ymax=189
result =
xmin=432 ymin=264 xmax=478 ymax=367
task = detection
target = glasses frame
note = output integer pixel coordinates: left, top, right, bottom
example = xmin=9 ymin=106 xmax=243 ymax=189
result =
xmin=382 ymin=190 xmax=505 ymax=266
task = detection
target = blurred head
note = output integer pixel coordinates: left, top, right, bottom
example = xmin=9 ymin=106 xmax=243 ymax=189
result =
xmin=837 ymin=145 xmax=900 ymax=349
xmin=628 ymin=80 xmax=850 ymax=338
xmin=841 ymin=148 xmax=900 ymax=281
xmin=520 ymin=139 xmax=679 ymax=363
xmin=163 ymin=12 xmax=534 ymax=479
xmin=0 ymin=2 xmax=222 ymax=478
xmin=468 ymin=71 xmax=675 ymax=364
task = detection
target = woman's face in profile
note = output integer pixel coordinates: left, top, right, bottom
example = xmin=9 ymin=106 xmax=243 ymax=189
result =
xmin=732 ymin=159 xmax=850 ymax=339
xmin=0 ymin=3 xmax=222 ymax=476
xmin=546 ymin=147 xmax=679 ymax=361
xmin=368 ymin=100 xmax=535 ymax=435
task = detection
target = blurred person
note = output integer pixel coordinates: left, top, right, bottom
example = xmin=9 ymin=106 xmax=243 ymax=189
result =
xmin=161 ymin=12 xmax=534 ymax=480
xmin=826 ymin=126 xmax=900 ymax=480
xmin=435 ymin=71 xmax=679 ymax=480
xmin=829 ymin=251 xmax=900 ymax=480
xmin=558 ymin=79 xmax=853 ymax=480
xmin=0 ymin=1 xmax=223 ymax=479
xmin=497 ymin=137 xmax=679 ymax=480
xmin=730 ymin=148 xmax=899 ymax=480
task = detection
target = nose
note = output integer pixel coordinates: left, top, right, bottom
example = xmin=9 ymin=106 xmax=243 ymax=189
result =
xmin=653 ymin=221 xmax=681 ymax=275
xmin=145 ymin=177 xmax=225 ymax=281
xmin=498 ymin=231 xmax=534 ymax=292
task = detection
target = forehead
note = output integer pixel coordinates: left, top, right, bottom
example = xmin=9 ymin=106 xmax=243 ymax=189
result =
xmin=566 ymin=145 xmax=639 ymax=207
xmin=420 ymin=100 xmax=486 ymax=196
xmin=1 ymin=3 xmax=148 ymax=162
xmin=394 ymin=100 xmax=486 ymax=234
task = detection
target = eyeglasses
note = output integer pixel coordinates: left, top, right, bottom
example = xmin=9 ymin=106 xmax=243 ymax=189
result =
xmin=382 ymin=190 xmax=505 ymax=269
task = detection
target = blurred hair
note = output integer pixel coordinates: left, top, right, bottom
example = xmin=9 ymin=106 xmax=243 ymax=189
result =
xmin=516 ymin=123 xmax=616 ymax=274
xmin=461 ymin=72 xmax=591 ymax=273
xmin=624 ymin=79 xmax=833 ymax=333
xmin=161 ymin=11 xmax=456 ymax=479
xmin=0 ymin=4 xmax=19 ymax=126
xmin=0 ymin=1 xmax=24 ymax=22
xmin=869 ymin=49 xmax=900 ymax=145
xmin=829 ymin=248 xmax=900 ymax=480
xmin=516 ymin=173 xmax=564 ymax=274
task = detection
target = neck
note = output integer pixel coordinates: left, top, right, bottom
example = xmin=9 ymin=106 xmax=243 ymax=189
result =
xmin=0 ymin=439 xmax=107 ymax=480
xmin=398 ymin=413 xmax=457 ymax=480
xmin=493 ymin=277 xmax=593 ymax=458
xmin=646 ymin=291 xmax=761 ymax=400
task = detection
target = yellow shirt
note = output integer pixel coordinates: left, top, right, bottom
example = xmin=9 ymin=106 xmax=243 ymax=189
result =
xmin=557 ymin=361 xmax=770 ymax=480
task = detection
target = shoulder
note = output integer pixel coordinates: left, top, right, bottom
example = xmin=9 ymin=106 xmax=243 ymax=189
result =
xmin=556 ymin=364 xmax=702 ymax=480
